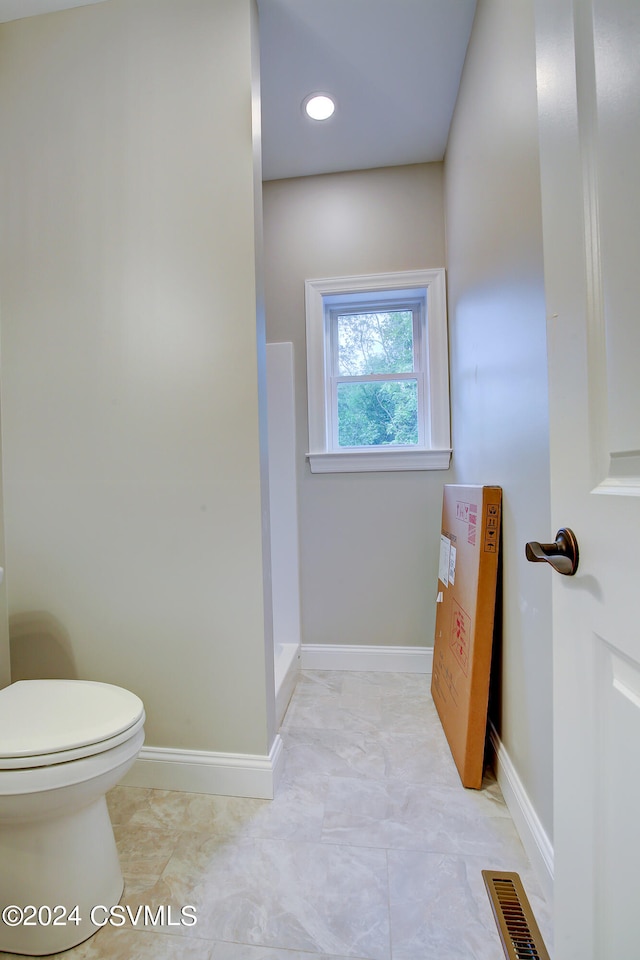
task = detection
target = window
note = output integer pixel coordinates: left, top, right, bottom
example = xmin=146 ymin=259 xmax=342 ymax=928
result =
xmin=305 ymin=269 xmax=451 ymax=473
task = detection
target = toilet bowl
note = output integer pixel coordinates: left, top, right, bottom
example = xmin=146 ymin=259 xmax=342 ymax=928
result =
xmin=0 ymin=679 xmax=145 ymax=956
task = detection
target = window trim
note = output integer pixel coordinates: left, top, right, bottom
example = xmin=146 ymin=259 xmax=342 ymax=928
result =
xmin=305 ymin=269 xmax=451 ymax=473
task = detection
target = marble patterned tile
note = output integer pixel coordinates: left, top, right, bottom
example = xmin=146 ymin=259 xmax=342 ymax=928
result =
xmin=136 ymin=830 xmax=230 ymax=907
xmin=380 ymin=673 xmax=431 ymax=697
xmin=388 ymin=850 xmax=517 ymax=960
xmin=296 ymin=671 xmax=345 ymax=698
xmin=375 ymin=731 xmax=461 ymax=787
xmin=154 ymin=835 xmax=391 ymax=959
xmin=125 ymin=788 xmax=269 ymax=838
xmin=87 ymin=927 xmax=216 ymax=959
xmin=378 ymin=696 xmax=433 ymax=729
xmin=321 ymin=777 xmax=521 ymax=858
xmin=211 ymin=944 xmax=365 ymax=960
xmin=377 ymin=693 xmax=440 ymax=737
xmin=320 ymin=777 xmax=395 ymax=849
xmin=397 ymin=773 xmax=511 ymax=821
xmin=107 ymin=786 xmax=154 ymax=825
xmin=282 ymin=692 xmax=384 ymax=735
xmin=280 ymin=728 xmax=389 ymax=781
xmin=0 ymin=927 xmax=215 ymax=960
xmin=113 ymin=821 xmax=182 ymax=880
xmin=180 ymin=793 xmax=270 ymax=836
xmin=240 ymin=773 xmax=328 ymax=842
xmin=282 ymin=728 xmax=459 ymax=791
xmin=123 ymin=872 xmax=177 ymax=899
xmin=339 ymin=672 xmax=409 ymax=700
xmin=120 ymin=788 xmax=197 ymax=830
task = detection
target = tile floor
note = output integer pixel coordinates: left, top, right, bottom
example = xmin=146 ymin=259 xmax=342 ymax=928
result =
xmin=1 ymin=670 xmax=553 ymax=959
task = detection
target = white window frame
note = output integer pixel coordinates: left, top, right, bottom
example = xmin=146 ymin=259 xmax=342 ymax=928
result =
xmin=305 ymin=269 xmax=451 ymax=473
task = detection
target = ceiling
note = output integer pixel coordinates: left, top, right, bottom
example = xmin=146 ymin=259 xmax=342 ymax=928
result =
xmin=257 ymin=0 xmax=477 ymax=181
xmin=0 ymin=0 xmax=477 ymax=183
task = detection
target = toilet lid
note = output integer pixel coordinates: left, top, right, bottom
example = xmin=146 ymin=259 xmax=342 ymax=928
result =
xmin=0 ymin=680 xmax=144 ymax=759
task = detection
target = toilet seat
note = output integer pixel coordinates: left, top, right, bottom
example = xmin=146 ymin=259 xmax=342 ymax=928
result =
xmin=0 ymin=680 xmax=145 ymax=770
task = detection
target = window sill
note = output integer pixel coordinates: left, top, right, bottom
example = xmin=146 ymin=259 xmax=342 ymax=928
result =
xmin=306 ymin=448 xmax=452 ymax=474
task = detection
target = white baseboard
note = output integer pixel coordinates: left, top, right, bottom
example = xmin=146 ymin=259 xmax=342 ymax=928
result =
xmin=301 ymin=643 xmax=433 ymax=674
xmin=121 ymin=733 xmax=284 ymax=800
xmin=488 ymin=723 xmax=554 ymax=904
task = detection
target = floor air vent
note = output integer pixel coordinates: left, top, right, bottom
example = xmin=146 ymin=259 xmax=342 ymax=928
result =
xmin=482 ymin=870 xmax=551 ymax=960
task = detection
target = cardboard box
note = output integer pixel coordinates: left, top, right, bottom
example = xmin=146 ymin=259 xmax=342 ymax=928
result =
xmin=430 ymin=484 xmax=502 ymax=789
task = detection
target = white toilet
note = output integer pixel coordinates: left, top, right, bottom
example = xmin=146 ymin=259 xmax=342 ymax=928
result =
xmin=0 ymin=679 xmax=145 ymax=956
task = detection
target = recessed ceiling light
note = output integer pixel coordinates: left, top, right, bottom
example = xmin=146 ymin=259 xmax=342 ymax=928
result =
xmin=303 ymin=94 xmax=335 ymax=121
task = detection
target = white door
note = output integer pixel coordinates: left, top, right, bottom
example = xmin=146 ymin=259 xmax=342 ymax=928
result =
xmin=534 ymin=1 xmax=640 ymax=956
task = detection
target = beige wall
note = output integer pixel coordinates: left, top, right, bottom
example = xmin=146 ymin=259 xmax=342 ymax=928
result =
xmin=0 ymin=0 xmax=274 ymax=755
xmin=444 ymin=0 xmax=553 ymax=837
xmin=263 ymin=164 xmax=451 ymax=650
xmin=0 ymin=433 xmax=9 ymax=690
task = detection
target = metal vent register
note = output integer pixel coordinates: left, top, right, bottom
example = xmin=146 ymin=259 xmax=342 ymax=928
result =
xmin=482 ymin=871 xmax=550 ymax=960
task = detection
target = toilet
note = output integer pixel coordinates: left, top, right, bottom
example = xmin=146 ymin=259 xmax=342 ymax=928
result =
xmin=0 ymin=679 xmax=145 ymax=956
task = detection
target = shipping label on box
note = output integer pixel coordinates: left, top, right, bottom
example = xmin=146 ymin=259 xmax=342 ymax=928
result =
xmin=431 ymin=485 xmax=502 ymax=789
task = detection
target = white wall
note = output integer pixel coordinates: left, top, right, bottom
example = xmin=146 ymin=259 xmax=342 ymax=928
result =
xmin=444 ymin=0 xmax=553 ymax=839
xmin=0 ymin=0 xmax=274 ymax=756
xmin=263 ymin=164 xmax=451 ymax=651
